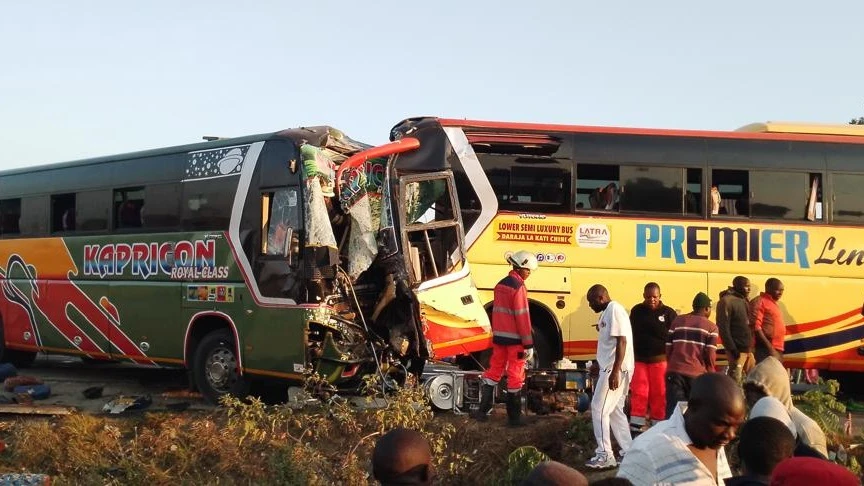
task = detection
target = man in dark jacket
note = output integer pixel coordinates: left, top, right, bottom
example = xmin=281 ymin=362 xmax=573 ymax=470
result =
xmin=716 ymin=276 xmax=753 ymax=383
xmin=628 ymin=282 xmax=677 ymax=433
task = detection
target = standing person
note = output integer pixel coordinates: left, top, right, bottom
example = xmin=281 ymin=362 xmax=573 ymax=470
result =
xmin=750 ymin=278 xmax=786 ymax=363
xmin=472 ymin=251 xmax=537 ymax=427
xmin=617 ymin=373 xmax=746 ymax=486
xmin=717 ymin=276 xmax=754 ymax=383
xmin=628 ymin=282 xmax=677 ymax=433
xmin=665 ymin=292 xmax=719 ymax=419
xmin=585 ymin=284 xmax=634 ymax=469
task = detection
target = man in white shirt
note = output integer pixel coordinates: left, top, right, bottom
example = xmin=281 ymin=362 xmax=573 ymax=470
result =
xmin=617 ymin=373 xmax=746 ymax=486
xmin=585 ymin=284 xmax=635 ymax=469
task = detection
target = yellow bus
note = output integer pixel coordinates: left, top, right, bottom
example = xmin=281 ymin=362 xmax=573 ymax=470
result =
xmin=389 ymin=117 xmax=864 ymax=375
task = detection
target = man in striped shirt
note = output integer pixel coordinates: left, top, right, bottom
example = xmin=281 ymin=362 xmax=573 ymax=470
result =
xmin=664 ymin=292 xmax=718 ymax=419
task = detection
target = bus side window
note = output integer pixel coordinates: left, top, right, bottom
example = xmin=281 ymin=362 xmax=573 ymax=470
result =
xmin=77 ymin=190 xmax=109 ymax=231
xmin=831 ymin=172 xmax=864 ymax=224
xmin=710 ymin=169 xmax=749 ymax=217
xmin=750 ymin=170 xmax=809 ymax=220
xmin=51 ymin=193 xmax=76 ymax=233
xmin=0 ymin=198 xmax=21 ymax=236
xmin=619 ymin=166 xmax=687 ymax=214
xmin=261 ymin=188 xmax=300 ymax=258
xmin=576 ymin=163 xmax=619 ymax=211
xmin=403 ymin=177 xmax=462 ymax=281
xmin=114 ymin=187 xmax=145 ymax=229
xmin=686 ymin=168 xmax=703 ymax=216
xmin=143 ymin=184 xmax=181 ymax=230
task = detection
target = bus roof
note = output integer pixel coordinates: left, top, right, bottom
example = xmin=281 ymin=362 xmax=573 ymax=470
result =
xmin=735 ymin=121 xmax=864 ymax=136
xmin=0 ymin=126 xmax=352 ymax=177
xmin=436 ymin=118 xmax=864 ymax=145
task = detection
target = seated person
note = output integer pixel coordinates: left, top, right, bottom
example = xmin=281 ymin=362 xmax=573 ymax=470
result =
xmin=743 ymin=357 xmax=827 ymax=457
xmin=372 ymin=428 xmax=435 ymax=486
xmin=617 ymin=373 xmax=746 ymax=486
xmin=520 ymin=460 xmax=587 ymax=486
xmin=771 ymin=456 xmax=859 ymax=485
xmin=726 ymin=416 xmax=794 ymax=485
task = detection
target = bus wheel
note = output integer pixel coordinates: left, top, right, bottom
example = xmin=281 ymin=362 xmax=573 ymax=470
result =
xmin=193 ymin=330 xmax=250 ymax=404
xmin=530 ymin=329 xmax=554 ymax=370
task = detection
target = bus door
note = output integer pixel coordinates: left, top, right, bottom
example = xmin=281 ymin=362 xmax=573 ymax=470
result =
xmin=398 ymin=172 xmax=490 ymax=358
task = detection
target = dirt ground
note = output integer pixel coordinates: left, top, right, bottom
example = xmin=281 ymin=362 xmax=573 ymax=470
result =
xmin=6 ymin=357 xmax=860 ymax=483
xmin=0 ymin=354 xmax=213 ymax=414
xmin=3 ymin=356 xmax=621 ymax=481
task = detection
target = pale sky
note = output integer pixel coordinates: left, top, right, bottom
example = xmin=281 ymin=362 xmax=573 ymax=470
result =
xmin=1 ymin=1 xmax=862 ymax=170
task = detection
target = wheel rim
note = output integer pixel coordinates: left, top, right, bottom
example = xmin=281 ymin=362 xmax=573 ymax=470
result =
xmin=204 ymin=346 xmax=238 ymax=392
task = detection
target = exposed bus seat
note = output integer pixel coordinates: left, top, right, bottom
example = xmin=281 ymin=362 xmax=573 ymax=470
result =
xmin=409 ymin=245 xmax=422 ymax=282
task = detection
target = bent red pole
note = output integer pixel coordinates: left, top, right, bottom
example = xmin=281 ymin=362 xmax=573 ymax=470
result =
xmin=335 ymin=137 xmax=420 ymax=197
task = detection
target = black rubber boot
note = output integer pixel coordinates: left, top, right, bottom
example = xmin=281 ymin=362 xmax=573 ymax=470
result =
xmin=472 ymin=383 xmax=496 ymax=421
xmin=507 ymin=391 xmax=525 ymax=427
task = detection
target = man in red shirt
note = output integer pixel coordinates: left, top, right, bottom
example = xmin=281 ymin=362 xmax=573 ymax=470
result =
xmin=750 ymin=278 xmax=785 ymax=363
xmin=472 ymin=250 xmax=537 ymax=427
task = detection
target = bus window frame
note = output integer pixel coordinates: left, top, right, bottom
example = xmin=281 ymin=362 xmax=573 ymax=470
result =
xmin=398 ymin=171 xmax=465 ymax=284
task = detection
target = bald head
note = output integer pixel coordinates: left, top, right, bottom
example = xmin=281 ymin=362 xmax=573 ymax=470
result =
xmin=521 ymin=461 xmax=588 ymax=486
xmin=685 ymin=373 xmax=746 ymax=450
xmin=587 ymin=284 xmax=611 ymax=313
xmin=689 ymin=373 xmax=745 ymax=410
xmin=372 ymin=428 xmax=434 ymax=486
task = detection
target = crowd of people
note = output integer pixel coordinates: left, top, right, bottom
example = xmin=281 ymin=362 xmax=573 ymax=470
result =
xmin=366 ymin=252 xmax=860 ymax=485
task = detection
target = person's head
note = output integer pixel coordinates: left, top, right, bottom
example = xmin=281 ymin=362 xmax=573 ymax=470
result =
xmin=643 ymin=282 xmax=661 ymax=310
xmin=692 ymin=292 xmax=712 ymax=318
xmin=749 ymin=396 xmax=797 ymax=439
xmin=771 ymin=457 xmax=859 ymax=486
xmin=372 ymin=428 xmax=435 ymax=486
xmin=743 ymin=381 xmax=767 ymax=408
xmin=587 ymin=284 xmax=611 ymax=313
xmin=765 ymin=278 xmax=784 ymax=301
xmin=684 ymin=373 xmax=746 ymax=450
xmin=520 ymin=460 xmax=588 ymax=486
xmin=738 ymin=416 xmax=795 ymax=478
xmin=743 ymin=357 xmax=792 ymax=409
xmin=732 ymin=276 xmax=751 ymax=298
xmin=507 ymin=250 xmax=539 ymax=280
xmin=588 ymin=478 xmax=633 ymax=485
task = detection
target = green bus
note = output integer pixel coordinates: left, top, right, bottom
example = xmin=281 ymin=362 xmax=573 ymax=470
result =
xmin=0 ymin=125 xmax=491 ymax=402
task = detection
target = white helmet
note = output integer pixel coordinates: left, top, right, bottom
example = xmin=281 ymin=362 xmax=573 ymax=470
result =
xmin=507 ymin=250 xmax=539 ymax=271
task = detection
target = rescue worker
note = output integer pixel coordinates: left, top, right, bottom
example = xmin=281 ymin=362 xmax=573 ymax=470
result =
xmin=472 ymin=250 xmax=537 ymax=427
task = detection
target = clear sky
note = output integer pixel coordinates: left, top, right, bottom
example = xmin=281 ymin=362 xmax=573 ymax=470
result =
xmin=1 ymin=1 xmax=862 ymax=170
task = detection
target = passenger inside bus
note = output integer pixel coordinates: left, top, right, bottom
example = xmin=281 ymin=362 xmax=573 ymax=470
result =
xmin=589 ymin=183 xmax=618 ymax=210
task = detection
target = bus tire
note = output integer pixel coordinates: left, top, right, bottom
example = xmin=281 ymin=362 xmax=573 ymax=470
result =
xmin=192 ymin=330 xmax=250 ymax=404
xmin=531 ymin=328 xmax=554 ymax=369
